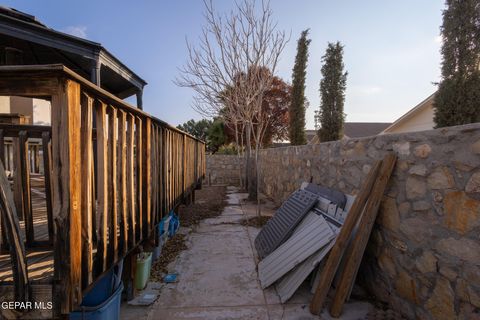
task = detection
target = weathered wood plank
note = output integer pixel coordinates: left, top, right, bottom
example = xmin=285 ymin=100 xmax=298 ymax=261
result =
xmin=94 ymin=101 xmax=108 ymax=275
xmin=107 ymin=106 xmax=118 ymax=266
xmin=159 ymin=127 xmax=164 ymax=218
xmin=118 ymin=110 xmax=128 ymax=256
xmin=183 ymin=135 xmax=186 ymax=202
xmin=135 ymin=117 xmax=143 ymax=242
xmin=126 ymin=114 xmax=135 ymax=249
xmin=0 ymin=76 xmax=60 ymax=97
xmin=329 ymin=153 xmax=397 ymax=317
xmin=13 ymin=137 xmax=23 ymax=220
xmin=0 ymin=125 xmax=51 ymax=139
xmin=51 ymin=79 xmax=82 ymax=315
xmin=80 ymin=93 xmax=94 ymax=289
xmin=0 ymin=160 xmax=29 ymax=302
xmin=142 ymin=118 xmax=151 ymax=238
xmin=0 ymin=129 xmax=9 ymax=252
xmin=18 ymin=130 xmax=34 ymax=246
xmin=150 ymin=125 xmax=157 ymax=227
xmin=41 ymin=132 xmax=54 ymax=244
xmin=309 ymin=160 xmax=382 ymax=315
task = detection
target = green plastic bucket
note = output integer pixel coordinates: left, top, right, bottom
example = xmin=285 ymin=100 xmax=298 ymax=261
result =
xmin=134 ymin=252 xmax=152 ymax=290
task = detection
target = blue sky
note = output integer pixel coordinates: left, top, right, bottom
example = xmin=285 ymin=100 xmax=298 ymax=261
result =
xmin=3 ymin=0 xmax=444 ymax=128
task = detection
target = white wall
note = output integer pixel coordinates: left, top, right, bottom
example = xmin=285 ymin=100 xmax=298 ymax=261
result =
xmin=383 ymin=99 xmax=435 ymax=134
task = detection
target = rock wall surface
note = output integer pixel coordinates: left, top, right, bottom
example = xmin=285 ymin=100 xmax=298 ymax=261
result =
xmin=257 ymin=123 xmax=480 ymax=319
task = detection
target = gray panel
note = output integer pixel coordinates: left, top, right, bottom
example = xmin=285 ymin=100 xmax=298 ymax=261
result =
xmin=254 ymin=189 xmax=318 ymax=259
xmin=258 ymin=212 xmax=335 ymax=289
xmin=304 ymin=183 xmax=346 ymax=209
xmin=276 ymin=240 xmax=336 ymax=303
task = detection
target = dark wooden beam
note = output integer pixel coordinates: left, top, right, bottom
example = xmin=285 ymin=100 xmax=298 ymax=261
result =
xmin=0 ymin=124 xmax=51 ymax=139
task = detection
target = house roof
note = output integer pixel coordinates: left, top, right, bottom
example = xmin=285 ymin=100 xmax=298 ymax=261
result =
xmin=342 ymin=122 xmax=392 ymax=138
xmin=381 ymin=93 xmax=436 ymax=133
xmin=306 ymin=122 xmax=392 ymax=143
xmin=0 ymin=6 xmax=146 ymax=99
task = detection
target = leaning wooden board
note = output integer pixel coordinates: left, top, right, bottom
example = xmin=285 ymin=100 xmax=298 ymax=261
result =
xmin=0 ymin=160 xmax=29 ymax=302
xmin=309 ymin=159 xmax=383 ymax=315
xmin=329 ymin=153 xmax=397 ymax=317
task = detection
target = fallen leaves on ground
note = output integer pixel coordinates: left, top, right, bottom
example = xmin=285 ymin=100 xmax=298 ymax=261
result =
xmin=240 ymin=215 xmax=271 ymax=228
xmin=179 ymin=186 xmax=228 ymax=227
xmin=151 ymin=233 xmax=187 ymax=281
xmin=150 ymin=186 xmax=228 ymax=282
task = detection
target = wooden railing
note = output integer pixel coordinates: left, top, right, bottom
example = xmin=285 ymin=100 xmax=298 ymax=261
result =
xmin=0 ymin=64 xmax=206 ymax=316
xmin=0 ymin=124 xmax=53 ymax=250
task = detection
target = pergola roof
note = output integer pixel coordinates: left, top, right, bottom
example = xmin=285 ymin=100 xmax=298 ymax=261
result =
xmin=0 ymin=6 xmax=147 ymax=100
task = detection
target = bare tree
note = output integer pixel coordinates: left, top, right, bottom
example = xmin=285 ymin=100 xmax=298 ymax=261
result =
xmin=176 ymin=0 xmax=288 ymax=205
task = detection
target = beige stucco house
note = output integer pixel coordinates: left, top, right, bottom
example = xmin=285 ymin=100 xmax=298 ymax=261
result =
xmin=0 ymin=96 xmax=51 ymax=125
xmin=381 ymin=93 xmax=435 ymax=134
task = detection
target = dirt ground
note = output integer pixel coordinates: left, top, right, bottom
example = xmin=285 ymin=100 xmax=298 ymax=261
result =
xmin=178 ymin=185 xmax=228 ymax=227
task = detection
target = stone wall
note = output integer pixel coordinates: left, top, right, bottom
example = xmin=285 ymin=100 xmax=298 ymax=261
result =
xmin=206 ymin=154 xmax=244 ymax=186
xmin=257 ymin=123 xmax=480 ymax=320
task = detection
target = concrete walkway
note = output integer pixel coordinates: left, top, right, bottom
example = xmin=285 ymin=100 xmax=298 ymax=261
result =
xmin=141 ymin=187 xmax=373 ymax=320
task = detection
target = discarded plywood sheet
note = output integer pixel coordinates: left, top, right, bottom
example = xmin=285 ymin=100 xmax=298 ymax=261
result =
xmin=254 ymin=189 xmax=318 ymax=259
xmin=276 ymin=239 xmax=336 ymax=303
xmin=258 ymin=212 xmax=335 ymax=289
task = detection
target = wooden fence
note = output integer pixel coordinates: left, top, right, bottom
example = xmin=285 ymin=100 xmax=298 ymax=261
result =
xmin=0 ymin=64 xmax=205 ymax=317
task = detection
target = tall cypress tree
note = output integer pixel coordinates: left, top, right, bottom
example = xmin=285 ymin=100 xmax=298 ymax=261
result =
xmin=434 ymin=0 xmax=480 ymax=128
xmin=289 ymin=29 xmax=311 ymax=145
xmin=318 ymin=42 xmax=347 ymax=142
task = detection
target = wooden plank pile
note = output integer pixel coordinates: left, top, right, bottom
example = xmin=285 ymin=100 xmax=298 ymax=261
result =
xmin=253 ymin=152 xmax=397 ymax=318
xmin=310 ymin=152 xmax=397 ymax=317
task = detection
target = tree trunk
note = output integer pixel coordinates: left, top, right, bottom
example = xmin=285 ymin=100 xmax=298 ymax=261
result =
xmin=234 ymin=122 xmax=243 ymax=189
xmin=245 ymin=123 xmax=256 ymax=200
xmin=255 ymin=143 xmax=261 ymax=216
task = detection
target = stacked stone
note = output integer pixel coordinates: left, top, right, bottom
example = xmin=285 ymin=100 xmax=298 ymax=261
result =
xmin=206 ymin=155 xmax=244 ymax=186
xmin=255 ymin=123 xmax=480 ymax=320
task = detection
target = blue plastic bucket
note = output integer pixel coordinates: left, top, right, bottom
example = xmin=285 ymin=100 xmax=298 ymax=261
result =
xmin=81 ymin=270 xmax=115 ymax=306
xmin=80 ymin=259 xmax=123 ymax=306
xmin=70 ymin=282 xmax=123 ymax=320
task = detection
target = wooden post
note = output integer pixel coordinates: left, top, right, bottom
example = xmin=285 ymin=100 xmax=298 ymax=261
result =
xmin=13 ymin=137 xmax=23 ymax=220
xmin=80 ymin=93 xmax=94 ymax=289
xmin=329 ymin=153 xmax=397 ymax=317
xmin=0 ymin=129 xmax=9 ymax=252
xmin=135 ymin=117 xmax=143 ymax=242
xmin=142 ymin=118 xmax=151 ymax=238
xmin=41 ymin=132 xmax=54 ymax=244
xmin=51 ymin=79 xmax=82 ymax=315
xmin=118 ymin=110 xmax=128 ymax=256
xmin=309 ymin=160 xmax=382 ymax=315
xmin=122 ymin=252 xmax=135 ymax=301
xmin=18 ymin=130 xmax=34 ymax=246
xmin=107 ymin=106 xmax=118 ymax=266
xmin=182 ymin=135 xmax=186 ymax=203
xmin=95 ymin=101 xmax=108 ymax=275
xmin=126 ymin=114 xmax=135 ymax=249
